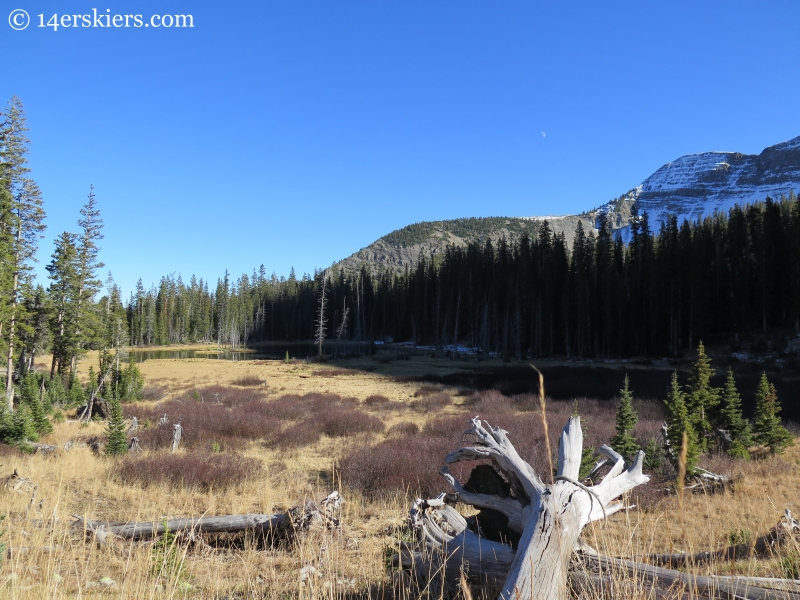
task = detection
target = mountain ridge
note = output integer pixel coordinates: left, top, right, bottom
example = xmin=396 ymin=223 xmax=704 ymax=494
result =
xmin=335 ymin=135 xmax=800 ymax=273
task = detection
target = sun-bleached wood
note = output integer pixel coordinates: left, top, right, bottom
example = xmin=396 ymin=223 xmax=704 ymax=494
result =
xmin=73 ymin=491 xmax=342 ymax=541
xmin=409 ymin=416 xmax=650 ymax=600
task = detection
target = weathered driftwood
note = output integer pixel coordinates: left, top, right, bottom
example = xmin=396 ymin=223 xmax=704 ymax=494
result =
xmin=580 ymin=549 xmax=800 ymax=600
xmin=128 ymin=437 xmax=142 ymax=453
xmin=569 ymin=570 xmax=691 ymax=600
xmin=406 ymin=416 xmax=650 ymax=600
xmin=171 ymin=423 xmax=182 ymax=452
xmin=645 ymin=509 xmax=800 ymax=568
xmin=2 ymin=469 xmax=35 ymax=492
xmin=73 ymin=491 xmax=342 ymax=542
xmin=27 ymin=442 xmax=58 ymax=454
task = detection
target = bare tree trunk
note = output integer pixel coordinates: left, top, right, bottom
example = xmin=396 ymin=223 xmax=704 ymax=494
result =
xmin=5 ymin=225 xmax=23 ymax=409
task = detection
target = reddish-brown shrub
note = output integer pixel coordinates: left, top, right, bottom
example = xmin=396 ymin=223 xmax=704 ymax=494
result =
xmin=140 ymin=385 xmax=167 ymax=401
xmin=125 ymin=399 xmax=282 ymax=452
xmin=314 ymin=369 xmax=354 ymax=378
xmin=114 ymin=451 xmax=262 ymax=491
xmin=413 ymin=385 xmax=440 ymax=397
xmin=232 ymin=374 xmax=265 ymax=387
xmin=388 ymin=422 xmax=420 ymax=436
xmin=364 ymin=394 xmax=391 ymax=406
xmin=340 ymin=435 xmax=455 ymax=499
xmin=266 ymin=393 xmax=346 ymax=421
xmin=184 ymin=385 xmax=266 ymax=407
xmin=318 ymin=409 xmax=385 ymax=437
xmin=268 ymin=407 xmax=384 ymax=448
xmin=411 ymin=393 xmax=452 ymax=412
xmin=342 ymin=393 xmax=669 ymax=500
xmin=269 ymin=419 xmax=322 ymax=448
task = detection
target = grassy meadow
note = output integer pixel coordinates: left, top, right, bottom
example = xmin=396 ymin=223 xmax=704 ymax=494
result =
xmin=1 ymin=349 xmax=799 ymax=599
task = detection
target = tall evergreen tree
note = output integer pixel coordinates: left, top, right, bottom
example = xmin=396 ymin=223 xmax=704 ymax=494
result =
xmin=610 ymin=374 xmax=639 ymax=460
xmin=686 ymin=341 xmax=720 ymax=452
xmin=46 ymin=232 xmax=79 ymax=378
xmin=718 ymin=368 xmax=752 ymax=459
xmin=104 ymin=391 xmax=127 ymax=456
xmin=752 ymin=372 xmax=793 ymax=454
xmin=664 ymin=371 xmax=699 ymax=476
xmin=1 ymin=97 xmax=45 ymax=408
xmin=69 ymin=186 xmax=105 ymax=374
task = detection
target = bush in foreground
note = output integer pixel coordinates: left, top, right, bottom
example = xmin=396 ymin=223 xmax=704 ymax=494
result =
xmin=114 ymin=451 xmax=261 ymax=491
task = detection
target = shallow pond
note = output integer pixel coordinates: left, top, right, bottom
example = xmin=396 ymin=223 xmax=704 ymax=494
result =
xmin=130 ymin=344 xmax=316 ymax=362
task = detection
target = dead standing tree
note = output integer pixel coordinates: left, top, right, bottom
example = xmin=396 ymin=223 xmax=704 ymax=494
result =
xmin=403 ymin=415 xmax=650 ymax=600
xmin=315 ymin=270 xmax=328 ymax=357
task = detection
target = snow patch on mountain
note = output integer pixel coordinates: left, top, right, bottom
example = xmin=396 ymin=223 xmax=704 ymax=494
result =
xmin=595 ymin=135 xmax=800 ymax=236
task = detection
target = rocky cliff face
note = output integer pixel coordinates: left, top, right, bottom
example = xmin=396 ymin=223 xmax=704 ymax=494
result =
xmin=595 ymin=135 xmax=800 ymax=236
xmin=336 ymin=135 xmax=800 ymax=273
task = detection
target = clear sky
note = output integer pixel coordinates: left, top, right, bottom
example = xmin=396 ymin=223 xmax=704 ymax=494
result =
xmin=3 ymin=1 xmax=800 ymax=297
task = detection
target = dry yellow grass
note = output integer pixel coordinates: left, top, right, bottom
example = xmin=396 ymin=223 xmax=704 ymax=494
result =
xmin=2 ymin=352 xmax=798 ymax=598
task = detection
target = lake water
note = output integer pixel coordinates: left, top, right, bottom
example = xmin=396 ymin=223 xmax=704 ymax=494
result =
xmin=130 ymin=344 xmax=316 ymax=363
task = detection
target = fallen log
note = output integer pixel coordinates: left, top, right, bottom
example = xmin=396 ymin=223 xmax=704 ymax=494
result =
xmin=27 ymin=442 xmax=58 ymax=455
xmin=645 ymin=509 xmax=800 ymax=568
xmin=73 ymin=490 xmax=342 ymax=541
xmin=580 ymin=550 xmax=800 ymax=600
xmin=405 ymin=416 xmax=650 ymax=600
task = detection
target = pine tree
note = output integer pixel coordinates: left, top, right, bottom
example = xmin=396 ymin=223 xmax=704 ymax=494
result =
xmin=104 ymin=391 xmax=127 ymax=456
xmin=718 ymin=369 xmax=752 ymax=459
xmin=45 ymin=374 xmax=67 ymax=406
xmin=10 ymin=404 xmax=37 ymax=444
xmin=686 ymin=341 xmax=720 ymax=452
xmin=1 ymin=97 xmax=46 ymax=408
xmin=67 ymin=371 xmax=85 ymax=406
xmin=610 ymin=374 xmax=639 ymax=460
xmin=0 ymin=401 xmax=12 ymax=442
xmin=18 ymin=373 xmax=51 ymax=435
xmin=752 ymin=372 xmax=793 ymax=454
xmin=664 ymin=371 xmax=699 ymax=476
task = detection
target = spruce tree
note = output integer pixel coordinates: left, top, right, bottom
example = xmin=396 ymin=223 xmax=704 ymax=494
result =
xmin=0 ymin=401 xmax=11 ymax=442
xmin=46 ymin=231 xmax=80 ymax=378
xmin=1 ymin=97 xmax=46 ymax=408
xmin=67 ymin=371 xmax=85 ymax=406
xmin=10 ymin=404 xmax=37 ymax=444
xmin=664 ymin=371 xmax=699 ymax=476
xmin=718 ymin=368 xmax=752 ymax=459
xmin=686 ymin=341 xmax=720 ymax=452
xmin=610 ymin=374 xmax=639 ymax=460
xmin=753 ymin=372 xmax=793 ymax=455
xmin=104 ymin=391 xmax=127 ymax=456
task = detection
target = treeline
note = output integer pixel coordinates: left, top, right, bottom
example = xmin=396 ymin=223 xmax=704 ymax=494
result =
xmin=131 ymin=193 xmax=800 ymax=358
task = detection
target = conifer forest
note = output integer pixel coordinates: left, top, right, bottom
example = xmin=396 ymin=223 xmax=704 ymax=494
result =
xmin=129 ymin=194 xmax=800 ymax=360
xmin=4 ymin=95 xmax=800 ymax=387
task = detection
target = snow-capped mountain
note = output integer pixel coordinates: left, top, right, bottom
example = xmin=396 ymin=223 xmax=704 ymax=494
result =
xmin=337 ymin=134 xmax=800 ymax=273
xmin=596 ymin=135 xmax=800 ymax=235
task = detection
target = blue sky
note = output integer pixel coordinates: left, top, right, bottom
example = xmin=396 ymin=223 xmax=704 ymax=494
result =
xmin=3 ymin=1 xmax=800 ymax=297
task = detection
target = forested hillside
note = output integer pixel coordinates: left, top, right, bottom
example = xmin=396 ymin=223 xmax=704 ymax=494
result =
xmin=130 ymin=195 xmax=800 ymax=359
xmin=333 ymin=214 xmax=593 ymax=274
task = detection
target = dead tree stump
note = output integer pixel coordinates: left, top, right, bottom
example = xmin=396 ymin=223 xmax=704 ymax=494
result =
xmin=405 ymin=415 xmax=650 ymax=600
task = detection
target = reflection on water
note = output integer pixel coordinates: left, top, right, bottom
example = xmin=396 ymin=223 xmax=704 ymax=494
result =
xmin=130 ymin=344 xmax=315 ymax=363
